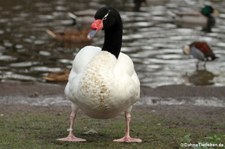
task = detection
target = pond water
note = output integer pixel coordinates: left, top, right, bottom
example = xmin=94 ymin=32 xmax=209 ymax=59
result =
xmin=0 ymin=0 xmax=225 ymax=88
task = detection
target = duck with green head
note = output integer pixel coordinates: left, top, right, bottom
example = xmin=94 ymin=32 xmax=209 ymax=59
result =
xmin=173 ymin=5 xmax=218 ymax=32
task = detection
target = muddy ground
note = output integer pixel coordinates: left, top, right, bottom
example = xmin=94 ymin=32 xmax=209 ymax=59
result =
xmin=1 ymin=81 xmax=225 ymax=122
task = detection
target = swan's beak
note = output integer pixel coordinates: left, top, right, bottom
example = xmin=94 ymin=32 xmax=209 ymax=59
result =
xmin=87 ymin=30 xmax=97 ymax=39
xmin=87 ymin=19 xmax=103 ymax=39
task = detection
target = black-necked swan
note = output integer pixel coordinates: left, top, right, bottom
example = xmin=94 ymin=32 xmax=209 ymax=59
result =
xmin=57 ymin=6 xmax=142 ymax=143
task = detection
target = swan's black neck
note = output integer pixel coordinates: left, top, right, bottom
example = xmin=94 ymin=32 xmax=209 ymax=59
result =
xmin=102 ymin=10 xmax=123 ymax=58
xmin=102 ymin=27 xmax=122 ymax=58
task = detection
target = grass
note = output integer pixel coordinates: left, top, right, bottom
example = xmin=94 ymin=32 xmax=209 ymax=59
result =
xmin=0 ymin=105 xmax=224 ymax=149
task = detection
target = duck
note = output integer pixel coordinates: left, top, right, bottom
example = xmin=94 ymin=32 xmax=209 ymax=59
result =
xmin=183 ymin=41 xmax=217 ymax=69
xmin=46 ymin=28 xmax=91 ymax=43
xmin=172 ymin=5 xmax=217 ymax=32
xmin=57 ymin=7 xmax=142 ymax=143
xmin=46 ymin=12 xmax=92 ymax=43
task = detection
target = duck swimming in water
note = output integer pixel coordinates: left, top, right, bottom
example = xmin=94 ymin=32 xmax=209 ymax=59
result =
xmin=172 ymin=5 xmax=217 ymax=32
xmin=46 ymin=12 xmax=92 ymax=43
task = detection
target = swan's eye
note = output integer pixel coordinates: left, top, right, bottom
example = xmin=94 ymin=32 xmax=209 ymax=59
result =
xmin=102 ymin=10 xmax=110 ymax=20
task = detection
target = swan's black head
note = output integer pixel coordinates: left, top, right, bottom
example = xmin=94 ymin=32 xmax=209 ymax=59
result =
xmin=87 ymin=7 xmax=122 ymax=39
xmin=87 ymin=7 xmax=123 ymax=58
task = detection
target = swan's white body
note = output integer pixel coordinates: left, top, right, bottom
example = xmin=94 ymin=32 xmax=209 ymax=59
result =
xmin=58 ymin=7 xmax=142 ymax=143
xmin=65 ymin=46 xmax=140 ymax=119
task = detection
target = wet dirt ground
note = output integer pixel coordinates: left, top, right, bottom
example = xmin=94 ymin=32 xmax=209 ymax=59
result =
xmin=1 ymin=81 xmax=225 ymax=119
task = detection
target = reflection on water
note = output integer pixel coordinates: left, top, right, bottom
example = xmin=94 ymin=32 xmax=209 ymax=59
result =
xmin=183 ymin=69 xmax=215 ymax=86
xmin=0 ymin=0 xmax=225 ymax=87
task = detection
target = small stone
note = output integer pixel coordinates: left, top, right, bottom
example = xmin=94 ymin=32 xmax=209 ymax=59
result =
xmin=83 ymin=129 xmax=98 ymax=135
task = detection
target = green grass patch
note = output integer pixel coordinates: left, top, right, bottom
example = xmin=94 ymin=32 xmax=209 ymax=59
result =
xmin=0 ymin=106 xmax=224 ymax=149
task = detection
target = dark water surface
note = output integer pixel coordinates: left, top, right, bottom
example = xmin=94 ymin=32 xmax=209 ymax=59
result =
xmin=0 ymin=0 xmax=225 ymax=87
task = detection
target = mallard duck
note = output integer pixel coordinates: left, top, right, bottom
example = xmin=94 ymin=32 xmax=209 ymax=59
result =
xmin=46 ymin=28 xmax=91 ymax=43
xmin=57 ymin=7 xmax=142 ymax=143
xmin=46 ymin=12 xmax=92 ymax=43
xmin=173 ymin=5 xmax=217 ymax=32
xmin=183 ymin=41 xmax=217 ymax=69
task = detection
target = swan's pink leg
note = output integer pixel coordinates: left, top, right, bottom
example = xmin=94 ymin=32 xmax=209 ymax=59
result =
xmin=113 ymin=112 xmax=142 ymax=143
xmin=57 ymin=105 xmax=86 ymax=142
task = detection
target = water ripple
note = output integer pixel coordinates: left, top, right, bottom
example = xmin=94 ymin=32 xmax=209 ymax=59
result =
xmin=0 ymin=0 xmax=225 ymax=87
